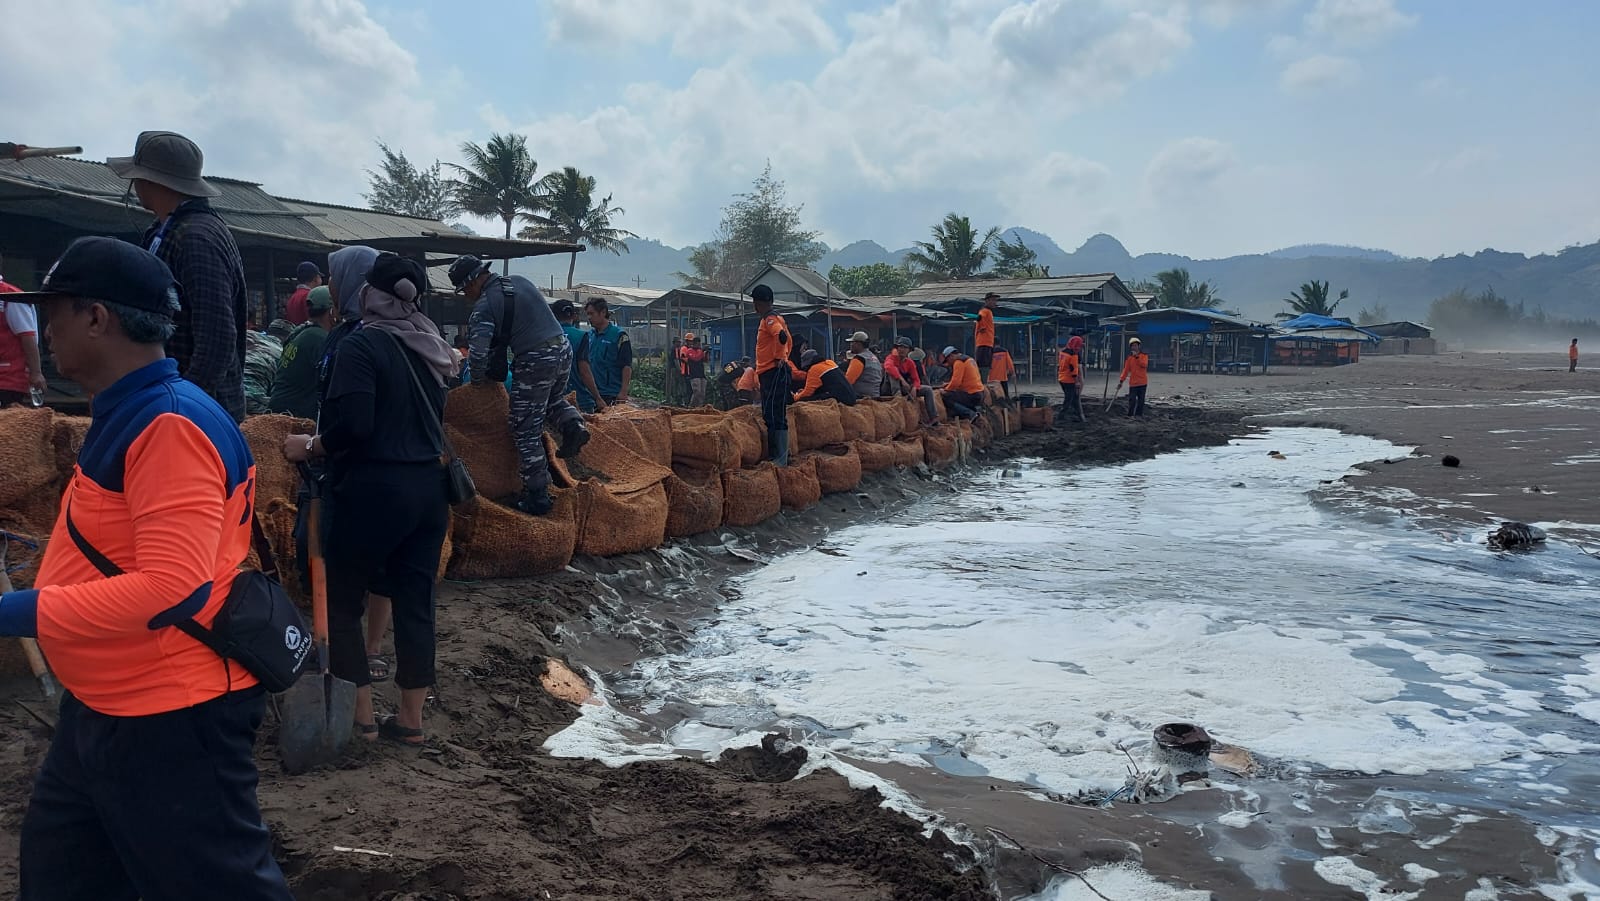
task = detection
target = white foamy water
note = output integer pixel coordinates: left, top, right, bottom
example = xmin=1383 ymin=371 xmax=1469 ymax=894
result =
xmin=548 ymin=428 xmax=1600 ymax=890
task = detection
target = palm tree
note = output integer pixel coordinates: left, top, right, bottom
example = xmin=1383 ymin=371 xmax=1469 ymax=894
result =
xmin=904 ymin=213 xmax=1001 ymax=281
xmin=449 ymin=133 xmax=540 ymax=273
xmin=1153 ymin=268 xmax=1221 ymax=309
xmin=1279 ymin=280 xmax=1349 ymax=319
xmin=520 ymin=166 xmax=637 ymax=288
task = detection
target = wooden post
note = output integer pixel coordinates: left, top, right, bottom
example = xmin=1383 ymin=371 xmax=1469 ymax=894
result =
xmin=263 ymin=250 xmax=276 ymax=324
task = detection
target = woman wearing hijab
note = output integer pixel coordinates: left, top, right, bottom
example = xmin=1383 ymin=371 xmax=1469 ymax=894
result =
xmin=284 ymin=253 xmax=455 ymax=744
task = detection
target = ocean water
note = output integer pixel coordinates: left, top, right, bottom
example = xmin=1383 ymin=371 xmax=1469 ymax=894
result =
xmin=548 ymin=428 xmax=1600 ymax=896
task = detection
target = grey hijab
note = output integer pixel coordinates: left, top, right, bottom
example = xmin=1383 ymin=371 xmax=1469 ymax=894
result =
xmin=327 ymin=245 xmax=379 ymax=320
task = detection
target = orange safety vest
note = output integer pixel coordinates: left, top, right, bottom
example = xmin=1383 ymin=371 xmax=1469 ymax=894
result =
xmin=1120 ymin=352 xmax=1149 ymax=388
xmin=975 ymin=308 xmax=996 ymax=348
xmin=755 ymin=314 xmax=789 ymax=373
xmin=1057 ymin=351 xmax=1080 ymax=385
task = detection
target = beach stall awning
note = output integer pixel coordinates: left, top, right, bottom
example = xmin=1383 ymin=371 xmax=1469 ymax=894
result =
xmin=1271 ymin=327 xmax=1381 ymax=343
xmin=1106 ymin=307 xmax=1275 ymax=335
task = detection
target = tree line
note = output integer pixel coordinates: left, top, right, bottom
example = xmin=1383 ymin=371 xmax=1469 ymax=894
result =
xmin=365 ymin=134 xmax=635 ymax=287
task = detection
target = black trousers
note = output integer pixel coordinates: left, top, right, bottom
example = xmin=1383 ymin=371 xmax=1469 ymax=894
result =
xmin=1059 ymin=382 xmax=1084 ymax=421
xmin=20 ymin=688 xmax=290 ymax=901
xmin=325 ymin=463 xmax=450 ymax=690
xmin=942 ymin=390 xmax=984 ymax=418
xmin=759 ymin=367 xmax=791 ymax=433
xmin=1128 ymin=385 xmax=1148 ymax=416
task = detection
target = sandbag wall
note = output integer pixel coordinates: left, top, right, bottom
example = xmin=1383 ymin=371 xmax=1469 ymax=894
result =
xmin=0 ymin=384 xmax=1017 ymax=595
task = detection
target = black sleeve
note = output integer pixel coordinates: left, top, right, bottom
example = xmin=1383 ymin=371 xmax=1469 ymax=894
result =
xmin=618 ymin=333 xmax=634 ymax=369
xmin=576 ymin=333 xmax=591 ymax=360
xmin=319 ymin=333 xmax=377 ymax=454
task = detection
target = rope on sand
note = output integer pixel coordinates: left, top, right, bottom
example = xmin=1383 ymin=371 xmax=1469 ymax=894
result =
xmin=984 ymin=826 xmax=1114 ymax=901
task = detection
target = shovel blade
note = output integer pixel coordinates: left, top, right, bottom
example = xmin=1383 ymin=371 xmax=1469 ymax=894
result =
xmin=279 ymin=672 xmax=358 ymax=775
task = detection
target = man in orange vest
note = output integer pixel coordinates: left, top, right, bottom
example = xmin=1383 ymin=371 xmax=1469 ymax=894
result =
xmin=0 ymin=238 xmax=292 ymax=898
xmin=1569 ymin=338 xmax=1579 ymax=373
xmin=1057 ymin=334 xmax=1085 ymax=423
xmin=974 ymin=292 xmax=998 ymax=381
xmin=752 ymin=285 xmax=792 ymax=464
xmin=1118 ymin=336 xmax=1149 ymax=416
xmin=677 ymin=331 xmax=709 ymax=406
xmin=939 ymin=346 xmax=986 ymax=420
xmin=990 ymin=345 xmax=1015 ymax=399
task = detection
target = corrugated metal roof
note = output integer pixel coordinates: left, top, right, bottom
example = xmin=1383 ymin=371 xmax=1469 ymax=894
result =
xmin=277 ymin=198 xmax=452 ymax=243
xmin=0 ymin=155 xmax=330 ymax=244
xmin=743 ymin=263 xmax=853 ymax=301
xmin=575 ymin=283 xmax=670 ymax=302
xmin=1108 ymin=307 xmax=1274 ymax=331
xmin=901 ymin=273 xmax=1135 ymax=307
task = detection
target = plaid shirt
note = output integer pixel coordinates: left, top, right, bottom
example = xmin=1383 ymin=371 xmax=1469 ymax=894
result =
xmin=141 ymin=199 xmax=247 ymax=421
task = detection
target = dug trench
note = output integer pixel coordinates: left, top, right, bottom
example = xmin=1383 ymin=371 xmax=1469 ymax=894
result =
xmin=0 ymin=404 xmax=1251 ymax=901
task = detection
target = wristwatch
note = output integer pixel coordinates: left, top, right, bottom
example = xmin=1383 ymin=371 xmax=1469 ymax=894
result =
xmin=305 ymin=436 xmax=317 ymax=455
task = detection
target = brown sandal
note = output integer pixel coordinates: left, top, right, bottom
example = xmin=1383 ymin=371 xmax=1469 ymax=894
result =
xmin=378 ymin=716 xmax=424 ymax=746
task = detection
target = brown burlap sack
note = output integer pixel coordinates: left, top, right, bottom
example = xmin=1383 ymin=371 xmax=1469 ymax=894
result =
xmin=576 ymin=479 xmax=669 ymax=557
xmin=254 ymin=497 xmax=302 ymax=599
xmin=1004 ymin=406 xmax=1020 ymax=435
xmin=953 ymin=420 xmax=974 ymax=460
xmin=448 ymin=489 xmax=577 ymax=580
xmin=970 ymin=414 xmax=994 ymax=450
xmin=922 ymin=427 xmax=958 ymax=469
xmin=895 ymin=395 xmax=920 ymax=437
xmin=51 ymin=414 xmax=91 ymax=484
xmin=854 ymin=439 xmax=895 ymax=474
xmin=892 ymin=438 xmax=925 ymax=468
xmin=1020 ymin=406 xmax=1056 ymax=431
xmin=809 ymin=446 xmax=863 ymax=495
xmin=837 ymin=403 xmax=874 ymax=443
xmin=444 ymin=383 xmax=524 ymax=501
xmin=239 ymin=414 xmax=314 ymax=511
xmin=790 ymin=400 xmax=844 ymax=451
xmin=548 ymin=420 xmax=673 ymax=493
xmin=776 ymin=455 xmax=821 ymax=511
xmin=0 ymin=513 xmax=48 ymax=590
xmin=0 ymin=407 xmax=60 ymax=523
xmin=727 ymin=405 xmax=767 ymax=467
xmin=666 ymin=463 xmax=724 ymax=538
xmin=670 ymin=412 xmax=741 ymax=472
xmin=864 ymin=400 xmax=900 ymax=442
xmin=605 ymin=408 xmax=673 ymax=467
xmin=722 ymin=463 xmax=781 ymax=527
xmin=930 ymin=390 xmax=951 ymax=423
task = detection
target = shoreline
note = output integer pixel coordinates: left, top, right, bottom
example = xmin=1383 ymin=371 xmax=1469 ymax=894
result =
xmin=0 ymin=352 xmax=1590 ymax=898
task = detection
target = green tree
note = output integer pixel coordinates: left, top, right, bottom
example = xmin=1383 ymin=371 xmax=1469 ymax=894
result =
xmin=519 ymin=166 xmax=637 ymax=289
xmin=449 ymin=133 xmax=541 ymax=273
xmin=1279 ymin=280 xmax=1348 ymax=320
xmin=904 ymin=213 xmax=1001 ymax=281
xmin=675 ymin=163 xmax=823 ymax=292
xmin=364 ymin=142 xmax=458 ymax=221
xmin=1152 ymin=268 xmax=1221 ymax=309
xmin=992 ymin=235 xmax=1050 ymax=278
xmin=1355 ymin=303 xmax=1390 ymax=325
xmin=826 ymin=263 xmax=913 ymax=297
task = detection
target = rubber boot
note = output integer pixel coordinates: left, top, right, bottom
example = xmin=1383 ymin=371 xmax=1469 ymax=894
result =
xmin=771 ymin=429 xmax=790 ymax=467
xmin=516 ymin=487 xmax=554 ymax=516
xmin=557 ymin=421 xmax=590 ymax=459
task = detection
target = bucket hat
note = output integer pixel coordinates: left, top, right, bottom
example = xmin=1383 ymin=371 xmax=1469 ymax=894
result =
xmin=106 ymin=131 xmax=220 ymax=198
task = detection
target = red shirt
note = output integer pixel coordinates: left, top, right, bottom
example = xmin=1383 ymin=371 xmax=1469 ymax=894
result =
xmin=0 ymin=280 xmax=38 ymax=394
xmin=885 ymin=352 xmax=921 ymax=389
xmin=285 ymin=286 xmax=312 ymax=325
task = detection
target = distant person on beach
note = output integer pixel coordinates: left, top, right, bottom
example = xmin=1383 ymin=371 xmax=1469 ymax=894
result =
xmin=1057 ymin=335 xmax=1086 ymax=423
xmin=1569 ymin=338 xmax=1578 ymax=373
xmin=677 ymin=331 xmax=709 ymax=406
xmin=284 ymin=261 xmax=323 ymax=325
xmin=844 ymin=331 xmax=883 ymax=399
xmin=0 ymin=252 xmax=46 ymax=407
xmin=938 ymin=346 xmax=985 ymax=421
xmin=450 ymin=255 xmax=589 ymax=516
xmin=752 ymin=285 xmax=792 ymax=465
xmin=109 ymin=131 xmax=247 ymax=421
xmin=974 ymin=292 xmax=998 ymax=382
xmin=793 ymin=348 xmax=857 ymax=406
xmin=990 ymin=346 xmax=1015 ymax=399
xmin=1118 ymin=336 xmax=1149 ymax=417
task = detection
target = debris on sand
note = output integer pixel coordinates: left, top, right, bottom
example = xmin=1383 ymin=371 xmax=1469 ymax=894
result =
xmin=1442 ymin=454 xmax=1462 ymax=467
xmin=1488 ymin=522 xmax=1547 ymax=551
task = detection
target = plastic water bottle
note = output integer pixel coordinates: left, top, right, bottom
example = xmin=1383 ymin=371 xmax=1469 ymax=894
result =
xmin=29 ymin=387 xmax=43 ymax=407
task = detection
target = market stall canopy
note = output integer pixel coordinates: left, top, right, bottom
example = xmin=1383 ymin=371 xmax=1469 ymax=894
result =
xmin=1106 ymin=306 xmax=1275 ymax=336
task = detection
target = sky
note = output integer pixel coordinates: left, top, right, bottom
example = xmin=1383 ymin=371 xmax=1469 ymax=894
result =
xmin=5 ymin=0 xmax=1598 ymax=261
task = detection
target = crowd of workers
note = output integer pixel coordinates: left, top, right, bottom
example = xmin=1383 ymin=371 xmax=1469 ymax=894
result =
xmin=0 ymin=129 xmax=1168 ymax=898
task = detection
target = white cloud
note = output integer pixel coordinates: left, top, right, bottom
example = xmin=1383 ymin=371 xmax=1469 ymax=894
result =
xmin=1145 ymin=137 xmax=1237 ymax=200
xmin=1280 ymin=53 xmax=1360 ymax=92
xmin=543 ymin=0 xmax=838 ymax=57
xmin=1422 ymin=146 xmax=1499 ymax=178
xmin=1196 ymin=0 xmax=1295 ymax=27
xmin=1305 ymin=0 xmax=1418 ymax=48
xmin=988 ymin=0 xmax=1193 ymax=105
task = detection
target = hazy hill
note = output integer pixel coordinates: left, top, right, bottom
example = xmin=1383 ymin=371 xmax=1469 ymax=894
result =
xmin=511 ymin=229 xmax=1600 ymax=324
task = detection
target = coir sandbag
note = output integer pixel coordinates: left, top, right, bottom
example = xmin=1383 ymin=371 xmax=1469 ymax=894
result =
xmin=921 ymin=427 xmax=958 ymax=469
xmin=722 ymin=463 xmax=781 ymax=527
xmin=239 ymin=414 xmax=314 ymax=511
xmin=854 ymin=439 xmax=895 ymax=474
xmin=809 ymin=446 xmax=863 ymax=495
xmin=892 ymin=438 xmax=925 ymax=468
xmin=444 ymin=383 xmax=523 ymax=501
xmin=576 ymin=479 xmax=669 ymax=557
xmin=838 ymin=403 xmax=875 ymax=443
xmin=776 ymin=455 xmax=822 ymax=511
xmin=670 ymin=412 xmax=741 ymax=472
xmin=448 ymin=490 xmax=578 ymax=579
xmin=790 ymin=400 xmax=845 ymax=451
xmin=666 ymin=463 xmax=724 ymax=538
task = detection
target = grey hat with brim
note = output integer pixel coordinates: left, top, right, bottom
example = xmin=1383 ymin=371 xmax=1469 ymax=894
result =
xmin=107 ymin=131 xmax=220 ymax=198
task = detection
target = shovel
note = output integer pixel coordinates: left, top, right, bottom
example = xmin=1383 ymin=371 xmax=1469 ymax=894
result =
xmin=0 ymin=536 xmax=60 ymax=701
xmin=278 ymin=472 xmax=356 ymax=774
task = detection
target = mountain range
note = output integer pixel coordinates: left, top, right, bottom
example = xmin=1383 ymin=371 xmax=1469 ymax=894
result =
xmin=511 ymin=229 xmax=1600 ymax=324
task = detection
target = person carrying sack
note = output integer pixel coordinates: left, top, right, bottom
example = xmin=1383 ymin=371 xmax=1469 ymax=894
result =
xmin=0 ymin=237 xmax=294 ymax=900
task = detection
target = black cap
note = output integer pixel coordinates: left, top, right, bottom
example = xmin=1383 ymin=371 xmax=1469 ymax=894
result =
xmin=9 ymin=237 xmax=179 ymax=315
xmin=751 ymin=284 xmax=774 ymax=303
xmin=551 ymin=298 xmax=576 ymax=316
xmin=447 ymin=254 xmax=489 ymax=290
xmin=295 ymin=261 xmax=322 ymax=282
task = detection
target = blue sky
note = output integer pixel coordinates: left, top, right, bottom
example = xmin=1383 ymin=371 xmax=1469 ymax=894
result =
xmin=6 ymin=0 xmax=1598 ymax=260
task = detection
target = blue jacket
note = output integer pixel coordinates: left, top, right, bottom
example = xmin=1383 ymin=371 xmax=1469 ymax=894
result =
xmin=583 ymin=323 xmax=631 ymax=399
xmin=563 ymin=324 xmax=593 ymax=408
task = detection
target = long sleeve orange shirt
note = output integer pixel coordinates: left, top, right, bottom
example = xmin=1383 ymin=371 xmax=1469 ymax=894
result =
xmin=1120 ymin=352 xmax=1149 ymax=387
xmin=990 ymin=350 xmax=1014 ymax=383
xmin=795 ymin=359 xmax=840 ymax=399
xmin=946 ymin=357 xmax=984 ymax=394
xmin=975 ymin=308 xmax=995 ymax=348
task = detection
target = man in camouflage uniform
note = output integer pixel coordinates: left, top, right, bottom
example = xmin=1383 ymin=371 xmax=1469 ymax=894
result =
xmin=242 ymin=321 xmax=283 ymax=415
xmin=449 ymin=255 xmax=589 ymax=515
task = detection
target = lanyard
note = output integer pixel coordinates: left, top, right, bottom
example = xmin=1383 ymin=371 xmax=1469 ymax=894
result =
xmin=146 ymin=214 xmax=177 ymax=255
